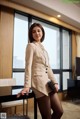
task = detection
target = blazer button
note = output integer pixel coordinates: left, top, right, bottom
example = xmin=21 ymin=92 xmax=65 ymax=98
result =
xmin=46 ymin=72 xmax=47 ymax=73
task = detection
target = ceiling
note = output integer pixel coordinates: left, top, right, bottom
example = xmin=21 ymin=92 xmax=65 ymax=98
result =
xmin=11 ymin=0 xmax=80 ymax=29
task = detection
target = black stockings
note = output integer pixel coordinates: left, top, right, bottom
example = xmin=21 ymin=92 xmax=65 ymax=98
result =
xmin=49 ymin=92 xmax=63 ymax=119
xmin=37 ymin=92 xmax=63 ymax=119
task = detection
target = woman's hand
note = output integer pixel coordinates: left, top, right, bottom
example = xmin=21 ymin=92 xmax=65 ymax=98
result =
xmin=17 ymin=87 xmax=30 ymax=98
xmin=54 ymin=83 xmax=59 ymax=92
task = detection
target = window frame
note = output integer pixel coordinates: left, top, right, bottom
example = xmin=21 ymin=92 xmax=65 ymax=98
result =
xmin=12 ymin=11 xmax=72 ymax=92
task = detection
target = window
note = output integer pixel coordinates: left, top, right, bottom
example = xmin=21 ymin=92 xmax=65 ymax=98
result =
xmin=32 ymin=19 xmax=60 ymax=69
xmin=13 ymin=13 xmax=28 ymax=69
xmin=13 ymin=72 xmax=24 ymax=85
xmin=13 ymin=13 xmax=72 ymax=93
xmin=63 ymin=72 xmax=69 ymax=90
xmin=55 ymin=74 xmax=60 ymax=89
xmin=12 ymin=13 xmax=28 ymax=94
xmin=62 ymin=29 xmax=72 ymax=90
xmin=62 ymin=30 xmax=70 ymax=69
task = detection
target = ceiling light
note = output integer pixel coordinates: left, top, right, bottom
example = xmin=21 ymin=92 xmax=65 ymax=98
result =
xmin=57 ymin=15 xmax=61 ymax=18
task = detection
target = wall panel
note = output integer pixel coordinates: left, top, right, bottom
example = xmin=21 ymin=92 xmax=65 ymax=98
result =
xmin=0 ymin=6 xmax=14 ymax=78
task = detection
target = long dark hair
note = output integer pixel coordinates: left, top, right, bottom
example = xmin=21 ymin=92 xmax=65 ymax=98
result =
xmin=29 ymin=23 xmax=45 ymax=43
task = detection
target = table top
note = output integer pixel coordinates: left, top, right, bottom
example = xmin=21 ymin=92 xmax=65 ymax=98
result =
xmin=0 ymin=91 xmax=35 ymax=103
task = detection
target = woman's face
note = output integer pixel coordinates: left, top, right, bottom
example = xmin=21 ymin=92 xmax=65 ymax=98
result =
xmin=32 ymin=26 xmax=43 ymax=42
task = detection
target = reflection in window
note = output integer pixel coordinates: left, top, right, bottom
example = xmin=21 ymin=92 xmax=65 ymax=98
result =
xmin=13 ymin=13 xmax=28 ymax=68
xmin=32 ymin=19 xmax=60 ymax=69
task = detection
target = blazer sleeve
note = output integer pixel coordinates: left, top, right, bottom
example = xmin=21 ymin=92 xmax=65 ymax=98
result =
xmin=24 ymin=43 xmax=35 ymax=88
xmin=48 ymin=64 xmax=57 ymax=84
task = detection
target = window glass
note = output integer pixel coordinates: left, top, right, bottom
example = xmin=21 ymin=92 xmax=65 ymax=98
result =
xmin=63 ymin=72 xmax=69 ymax=90
xmin=13 ymin=72 xmax=24 ymax=86
xmin=62 ymin=30 xmax=70 ymax=69
xmin=12 ymin=89 xmax=23 ymax=95
xmin=13 ymin=13 xmax=28 ymax=68
xmin=12 ymin=13 xmax=72 ymax=92
xmin=32 ymin=19 xmax=60 ymax=69
xmin=54 ymin=74 xmax=60 ymax=89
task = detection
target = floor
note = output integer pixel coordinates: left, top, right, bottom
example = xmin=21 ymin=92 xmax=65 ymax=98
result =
xmin=28 ymin=99 xmax=80 ymax=119
xmin=61 ymin=100 xmax=80 ymax=119
xmin=2 ymin=99 xmax=80 ymax=119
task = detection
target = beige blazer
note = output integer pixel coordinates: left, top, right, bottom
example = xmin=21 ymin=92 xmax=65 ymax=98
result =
xmin=24 ymin=42 xmax=56 ymax=96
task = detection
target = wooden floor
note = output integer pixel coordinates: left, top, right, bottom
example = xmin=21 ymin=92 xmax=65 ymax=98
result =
xmin=28 ymin=100 xmax=80 ymax=119
xmin=1 ymin=99 xmax=80 ymax=119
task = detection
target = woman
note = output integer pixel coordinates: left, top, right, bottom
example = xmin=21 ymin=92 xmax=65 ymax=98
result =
xmin=17 ymin=23 xmax=63 ymax=119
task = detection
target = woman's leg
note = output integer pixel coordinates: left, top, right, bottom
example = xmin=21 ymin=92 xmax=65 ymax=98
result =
xmin=49 ymin=92 xmax=63 ymax=119
xmin=37 ymin=95 xmax=51 ymax=119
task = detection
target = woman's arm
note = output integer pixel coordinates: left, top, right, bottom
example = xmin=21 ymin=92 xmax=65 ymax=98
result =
xmin=24 ymin=43 xmax=35 ymax=88
xmin=17 ymin=43 xmax=35 ymax=97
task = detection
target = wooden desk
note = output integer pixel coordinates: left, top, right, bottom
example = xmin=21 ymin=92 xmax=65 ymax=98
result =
xmin=0 ymin=91 xmax=37 ymax=119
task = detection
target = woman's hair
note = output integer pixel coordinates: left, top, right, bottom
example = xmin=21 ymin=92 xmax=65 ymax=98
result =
xmin=29 ymin=23 xmax=45 ymax=43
